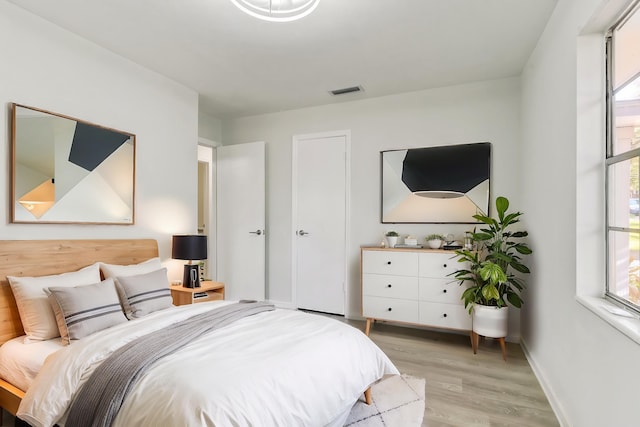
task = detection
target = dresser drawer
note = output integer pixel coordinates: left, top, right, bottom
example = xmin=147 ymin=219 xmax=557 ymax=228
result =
xmin=419 ymin=302 xmax=471 ymax=330
xmin=363 ymin=296 xmax=419 ymax=323
xmin=362 ymin=250 xmax=419 ymax=276
xmin=363 ymin=274 xmax=419 ymax=299
xmin=418 ymin=252 xmax=460 ymax=278
xmin=419 ymin=277 xmax=467 ymax=304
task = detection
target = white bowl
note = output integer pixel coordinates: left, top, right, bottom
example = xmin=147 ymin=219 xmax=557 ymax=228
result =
xmin=427 ymin=239 xmax=442 ymax=249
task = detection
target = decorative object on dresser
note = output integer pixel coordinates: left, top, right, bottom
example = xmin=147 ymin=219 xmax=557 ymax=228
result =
xmin=403 ymin=235 xmax=417 ymax=246
xmin=11 ymin=104 xmax=135 ymax=224
xmin=450 ymin=196 xmax=532 ymax=361
xmin=384 ymin=231 xmax=399 ymax=248
xmin=170 ymin=280 xmax=225 ymax=306
xmin=172 ymin=235 xmax=208 ymax=288
xmin=361 ymin=247 xmax=471 ymax=339
xmin=425 ymin=234 xmax=445 ymax=249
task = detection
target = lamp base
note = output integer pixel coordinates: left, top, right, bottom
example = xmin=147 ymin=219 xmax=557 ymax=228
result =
xmin=182 ymin=264 xmax=201 ymax=288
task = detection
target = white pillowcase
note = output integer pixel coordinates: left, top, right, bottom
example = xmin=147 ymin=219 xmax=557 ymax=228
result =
xmin=100 ymin=257 xmax=162 ymax=279
xmin=7 ymin=263 xmax=102 ymax=343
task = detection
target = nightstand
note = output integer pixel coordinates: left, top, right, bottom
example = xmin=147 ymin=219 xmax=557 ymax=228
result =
xmin=170 ymin=280 xmax=225 ymax=306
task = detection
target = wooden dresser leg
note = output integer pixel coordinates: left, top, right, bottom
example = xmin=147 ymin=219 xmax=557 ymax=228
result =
xmin=364 ymin=387 xmax=372 ymax=405
xmin=498 ymin=337 xmax=507 ymax=361
xmin=365 ymin=318 xmax=372 ymax=336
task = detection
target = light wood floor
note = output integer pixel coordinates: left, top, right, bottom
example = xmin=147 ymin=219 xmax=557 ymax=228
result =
xmin=356 ymin=319 xmax=560 ymax=427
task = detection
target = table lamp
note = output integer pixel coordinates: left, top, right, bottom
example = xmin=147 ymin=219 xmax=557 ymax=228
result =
xmin=172 ymin=235 xmax=208 ymax=288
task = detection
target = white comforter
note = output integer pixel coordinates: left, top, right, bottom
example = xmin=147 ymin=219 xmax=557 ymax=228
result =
xmin=18 ymin=301 xmax=398 ymax=427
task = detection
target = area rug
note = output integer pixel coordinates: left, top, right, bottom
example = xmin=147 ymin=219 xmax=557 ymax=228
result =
xmin=345 ymin=374 xmax=426 ymax=427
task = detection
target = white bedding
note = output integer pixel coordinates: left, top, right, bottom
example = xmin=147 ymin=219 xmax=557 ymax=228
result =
xmin=0 ymin=335 xmax=63 ymax=392
xmin=18 ymin=301 xmax=398 ymax=427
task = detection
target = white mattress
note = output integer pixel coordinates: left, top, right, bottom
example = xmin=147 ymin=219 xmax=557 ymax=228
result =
xmin=0 ymin=335 xmax=64 ymax=392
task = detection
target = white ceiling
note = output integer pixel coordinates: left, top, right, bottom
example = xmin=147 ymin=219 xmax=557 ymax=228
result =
xmin=9 ymin=0 xmax=557 ymax=119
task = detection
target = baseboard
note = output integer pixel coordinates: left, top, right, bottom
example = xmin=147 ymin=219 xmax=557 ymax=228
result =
xmin=520 ymin=338 xmax=570 ymax=427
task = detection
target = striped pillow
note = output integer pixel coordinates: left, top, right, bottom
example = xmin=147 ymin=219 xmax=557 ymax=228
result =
xmin=114 ymin=268 xmax=172 ymax=319
xmin=46 ymin=278 xmax=128 ymax=345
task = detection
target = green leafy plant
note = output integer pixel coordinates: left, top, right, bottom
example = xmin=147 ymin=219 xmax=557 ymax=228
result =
xmin=426 ymin=234 xmax=445 ymax=241
xmin=450 ymin=196 xmax=532 ymax=312
xmin=385 ymin=231 xmax=399 ymax=237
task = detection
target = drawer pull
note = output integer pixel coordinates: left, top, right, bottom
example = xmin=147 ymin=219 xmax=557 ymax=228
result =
xmin=443 ymin=289 xmax=447 ymax=293
xmin=387 ymin=284 xmax=392 ymax=288
xmin=443 ymin=264 xmax=447 ymax=268
xmin=443 ymin=313 xmax=448 ymax=318
xmin=387 ymin=261 xmax=392 ymax=265
xmin=387 ymin=307 xmax=392 ymax=311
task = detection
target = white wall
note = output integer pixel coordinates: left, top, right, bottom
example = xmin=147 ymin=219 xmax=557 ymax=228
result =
xmin=199 ymin=111 xmax=222 ymax=143
xmin=222 ymin=77 xmax=523 ymax=336
xmin=521 ymin=0 xmax=640 ymax=425
xmin=0 ymin=1 xmax=200 ymax=280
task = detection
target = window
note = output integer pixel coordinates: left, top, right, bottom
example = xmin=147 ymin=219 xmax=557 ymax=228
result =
xmin=606 ymin=1 xmax=640 ymax=313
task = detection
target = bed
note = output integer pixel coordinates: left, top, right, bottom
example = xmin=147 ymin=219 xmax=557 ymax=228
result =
xmin=0 ymin=239 xmax=398 ymax=427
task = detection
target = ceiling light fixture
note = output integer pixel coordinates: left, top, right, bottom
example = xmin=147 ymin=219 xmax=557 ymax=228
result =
xmin=230 ymin=0 xmax=320 ymax=22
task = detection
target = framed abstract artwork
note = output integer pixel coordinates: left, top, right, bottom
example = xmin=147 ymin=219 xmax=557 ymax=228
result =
xmin=381 ymin=142 xmax=491 ymax=224
xmin=11 ymin=103 xmax=135 ymax=224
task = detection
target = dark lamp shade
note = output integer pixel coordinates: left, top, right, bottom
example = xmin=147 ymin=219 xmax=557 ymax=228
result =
xmin=172 ymin=235 xmax=208 ymax=260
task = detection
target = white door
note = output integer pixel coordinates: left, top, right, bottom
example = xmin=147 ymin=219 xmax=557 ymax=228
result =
xmin=293 ymin=131 xmax=349 ymax=315
xmin=217 ymin=141 xmax=266 ymax=301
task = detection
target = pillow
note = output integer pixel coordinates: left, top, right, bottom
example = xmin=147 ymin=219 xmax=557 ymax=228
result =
xmin=100 ymin=257 xmax=162 ymax=279
xmin=114 ymin=268 xmax=172 ymax=319
xmin=45 ymin=278 xmax=128 ymax=345
xmin=7 ymin=263 xmax=102 ymax=342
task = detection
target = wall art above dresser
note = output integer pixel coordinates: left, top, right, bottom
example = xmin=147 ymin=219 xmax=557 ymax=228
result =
xmin=381 ymin=142 xmax=491 ymax=224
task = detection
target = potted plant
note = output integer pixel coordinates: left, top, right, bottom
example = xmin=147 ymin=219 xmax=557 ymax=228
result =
xmin=425 ymin=234 xmax=445 ymax=249
xmin=385 ymin=231 xmax=399 ymax=248
xmin=450 ymin=196 xmax=532 ymax=342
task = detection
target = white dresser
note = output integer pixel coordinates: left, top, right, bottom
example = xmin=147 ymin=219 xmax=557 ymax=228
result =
xmin=361 ymin=247 xmax=471 ymax=335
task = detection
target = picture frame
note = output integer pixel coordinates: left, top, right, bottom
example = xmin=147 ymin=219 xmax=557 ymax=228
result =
xmin=11 ymin=103 xmax=136 ymax=224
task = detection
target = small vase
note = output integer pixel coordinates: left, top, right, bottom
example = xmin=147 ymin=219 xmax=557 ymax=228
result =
xmin=427 ymin=239 xmax=442 ymax=249
xmin=386 ymin=236 xmax=398 ymax=248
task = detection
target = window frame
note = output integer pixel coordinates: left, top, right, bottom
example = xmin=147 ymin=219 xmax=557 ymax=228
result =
xmin=605 ymin=0 xmax=640 ymax=315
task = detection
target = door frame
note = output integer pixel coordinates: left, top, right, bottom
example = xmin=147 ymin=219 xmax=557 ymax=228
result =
xmin=291 ymin=129 xmax=351 ymax=312
xmin=198 ymin=139 xmax=219 ymax=280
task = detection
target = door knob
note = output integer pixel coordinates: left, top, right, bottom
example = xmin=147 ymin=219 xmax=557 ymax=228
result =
xmin=297 ymin=230 xmax=309 ymax=236
xmin=249 ymin=230 xmax=263 ymax=235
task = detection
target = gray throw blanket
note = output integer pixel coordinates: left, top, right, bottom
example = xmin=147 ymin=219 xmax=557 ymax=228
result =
xmin=65 ymin=301 xmax=275 ymax=427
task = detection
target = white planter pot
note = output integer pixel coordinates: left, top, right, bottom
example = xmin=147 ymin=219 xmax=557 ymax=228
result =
xmin=427 ymin=239 xmax=442 ymax=249
xmin=386 ymin=236 xmax=398 ymax=248
xmin=472 ymin=305 xmax=508 ymax=338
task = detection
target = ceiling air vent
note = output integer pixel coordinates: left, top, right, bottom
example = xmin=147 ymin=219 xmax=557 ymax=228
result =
xmin=329 ymin=86 xmax=363 ymax=96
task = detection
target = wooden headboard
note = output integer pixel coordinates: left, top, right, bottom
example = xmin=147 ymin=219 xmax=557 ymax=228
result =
xmin=0 ymin=239 xmax=159 ymax=345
